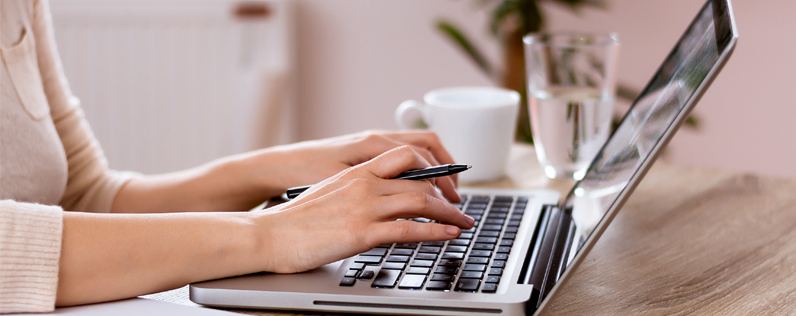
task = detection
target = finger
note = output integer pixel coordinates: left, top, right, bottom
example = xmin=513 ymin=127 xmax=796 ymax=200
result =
xmin=385 ymin=131 xmax=460 ymax=185
xmin=374 ymin=191 xmax=474 ymax=228
xmin=403 ymin=146 xmax=460 ymax=202
xmin=359 ymin=146 xmax=433 ymax=180
xmin=343 ymin=132 xmax=410 ymax=166
xmin=375 ymin=221 xmax=463 ymax=243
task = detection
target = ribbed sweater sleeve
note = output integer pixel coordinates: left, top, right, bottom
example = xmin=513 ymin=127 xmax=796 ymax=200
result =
xmin=0 ymin=200 xmax=62 ymax=314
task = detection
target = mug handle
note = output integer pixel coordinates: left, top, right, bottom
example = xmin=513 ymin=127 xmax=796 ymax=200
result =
xmin=395 ymin=100 xmax=425 ymax=130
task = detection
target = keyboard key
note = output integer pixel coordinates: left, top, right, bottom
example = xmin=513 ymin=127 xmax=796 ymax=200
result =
xmin=463 ymin=264 xmax=486 ymax=272
xmin=355 ymin=255 xmax=382 ymax=264
xmin=486 ymin=275 xmax=500 ymax=283
xmin=491 ymin=260 xmax=506 ymax=268
xmin=398 ymin=274 xmax=427 ymax=290
xmin=361 ymin=248 xmax=387 ymax=256
xmin=473 ymin=243 xmax=495 ymax=250
xmin=383 ymin=262 xmax=406 ymax=270
xmin=499 ymin=240 xmax=513 ymax=247
xmin=478 ymin=231 xmax=500 ymax=237
xmin=455 ymin=279 xmax=481 ymax=292
xmin=340 ymin=277 xmax=356 ymax=286
xmin=426 ymin=281 xmax=452 ymax=291
xmin=482 ymin=225 xmax=502 ymax=231
xmin=358 ymin=270 xmax=375 ymax=279
xmin=486 ymin=218 xmax=506 ymax=225
xmin=510 ymin=214 xmax=523 ymax=220
xmin=441 ymin=252 xmax=464 ymax=259
xmin=406 ymin=267 xmax=430 ymax=275
xmin=422 ymin=241 xmax=446 ymax=246
xmin=469 ymin=250 xmax=492 ymax=257
xmin=448 ymin=239 xmax=470 ymax=246
xmin=497 ymin=246 xmax=511 ymax=253
xmin=488 ymin=268 xmax=504 ymax=276
xmin=434 ymin=266 xmax=459 ymax=274
xmin=415 ymin=253 xmax=437 ymax=260
xmin=419 ymin=246 xmax=442 ymax=253
xmin=471 ymin=196 xmax=489 ymax=202
xmin=461 ymin=227 xmax=477 ymax=233
xmin=375 ymin=244 xmax=393 ymax=248
xmin=459 ymin=233 xmax=474 ymax=239
xmin=371 ymin=269 xmax=401 ymax=288
xmin=481 ymin=283 xmax=497 ymax=293
xmin=390 ymin=248 xmax=414 ymax=256
xmin=517 ymin=197 xmax=529 ymax=203
xmin=465 ymin=209 xmax=485 ymax=215
xmin=507 ymin=221 xmax=521 ymax=227
xmin=410 ymin=260 xmax=434 ymax=267
xmin=494 ymin=196 xmax=513 ymax=202
xmin=386 ymin=255 xmax=410 ymax=262
xmin=475 ymin=237 xmax=498 ymax=244
xmin=460 ymin=271 xmax=484 ymax=279
xmin=438 ymin=259 xmax=462 ymax=267
xmin=468 ymin=202 xmax=488 ymax=209
xmin=469 ymin=215 xmax=482 ymax=221
xmin=430 ymin=274 xmax=455 ymax=281
xmin=502 ymin=233 xmax=516 ymax=240
xmin=345 ymin=270 xmax=359 ymax=277
xmin=504 ymin=227 xmax=519 ymax=233
xmin=445 ymin=245 xmax=467 ymax=253
xmin=412 ymin=217 xmax=432 ymax=223
xmin=490 ymin=207 xmax=510 ymax=213
xmin=494 ymin=253 xmax=509 ymax=260
xmin=395 ymin=243 xmax=418 ymax=249
xmin=350 ymin=262 xmax=365 ymax=270
xmin=486 ymin=213 xmax=508 ymax=219
xmin=466 ymin=257 xmax=489 ymax=264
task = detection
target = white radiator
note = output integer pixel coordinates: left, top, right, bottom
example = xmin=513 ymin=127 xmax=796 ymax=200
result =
xmin=49 ymin=0 xmax=296 ymax=174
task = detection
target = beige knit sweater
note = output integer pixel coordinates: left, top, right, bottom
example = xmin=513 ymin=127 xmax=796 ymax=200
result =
xmin=1 ymin=0 xmax=136 ymax=313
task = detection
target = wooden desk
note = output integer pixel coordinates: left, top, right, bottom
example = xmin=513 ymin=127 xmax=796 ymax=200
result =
xmin=145 ymin=144 xmax=796 ymax=315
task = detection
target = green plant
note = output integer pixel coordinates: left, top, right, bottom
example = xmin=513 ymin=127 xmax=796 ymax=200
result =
xmin=436 ymin=0 xmax=699 ymax=144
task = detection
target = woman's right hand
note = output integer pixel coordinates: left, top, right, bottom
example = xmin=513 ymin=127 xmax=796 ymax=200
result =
xmin=252 ymin=146 xmax=474 ymax=274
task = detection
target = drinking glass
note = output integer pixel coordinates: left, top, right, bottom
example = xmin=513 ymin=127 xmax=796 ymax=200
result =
xmin=524 ymin=32 xmax=620 ymax=180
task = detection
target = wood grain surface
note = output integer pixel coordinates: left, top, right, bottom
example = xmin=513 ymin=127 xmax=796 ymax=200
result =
xmin=145 ymin=144 xmax=796 ymax=315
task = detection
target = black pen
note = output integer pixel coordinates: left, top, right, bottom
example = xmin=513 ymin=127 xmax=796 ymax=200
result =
xmin=285 ymin=164 xmax=472 ymax=200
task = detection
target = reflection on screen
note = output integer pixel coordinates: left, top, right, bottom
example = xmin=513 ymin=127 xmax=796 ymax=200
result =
xmin=564 ymin=1 xmax=723 ymax=254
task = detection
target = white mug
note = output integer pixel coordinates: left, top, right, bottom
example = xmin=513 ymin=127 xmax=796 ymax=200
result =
xmin=395 ymin=87 xmax=519 ymax=182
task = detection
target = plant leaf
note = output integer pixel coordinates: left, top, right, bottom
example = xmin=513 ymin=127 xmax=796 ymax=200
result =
xmin=489 ymin=1 xmax=520 ymax=36
xmin=436 ymin=20 xmax=495 ymax=77
xmin=545 ymin=0 xmax=609 ymax=13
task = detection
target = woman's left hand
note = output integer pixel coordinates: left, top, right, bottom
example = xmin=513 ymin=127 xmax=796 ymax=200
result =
xmin=218 ymin=130 xmax=461 ymax=209
xmin=113 ymin=130 xmax=460 ymax=213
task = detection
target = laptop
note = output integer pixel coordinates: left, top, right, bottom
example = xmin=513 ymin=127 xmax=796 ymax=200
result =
xmin=190 ymin=1 xmax=737 ymax=314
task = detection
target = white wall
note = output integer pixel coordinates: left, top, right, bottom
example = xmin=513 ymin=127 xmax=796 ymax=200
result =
xmin=294 ymin=0 xmax=796 ymax=179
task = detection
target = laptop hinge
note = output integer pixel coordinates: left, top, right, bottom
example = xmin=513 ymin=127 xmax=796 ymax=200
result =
xmin=523 ymin=205 xmax=577 ymax=314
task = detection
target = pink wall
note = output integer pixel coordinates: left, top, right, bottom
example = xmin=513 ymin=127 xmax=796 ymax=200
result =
xmin=295 ymin=0 xmax=796 ymax=179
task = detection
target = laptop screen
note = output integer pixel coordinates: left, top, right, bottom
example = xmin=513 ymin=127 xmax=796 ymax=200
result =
xmin=561 ymin=0 xmax=735 ymax=263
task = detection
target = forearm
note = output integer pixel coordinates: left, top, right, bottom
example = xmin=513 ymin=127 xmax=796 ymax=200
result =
xmin=110 ymin=152 xmax=284 ymax=213
xmin=56 ymin=211 xmax=263 ymax=306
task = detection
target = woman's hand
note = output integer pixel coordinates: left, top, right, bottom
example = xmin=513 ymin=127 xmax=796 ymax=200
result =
xmin=112 ymin=130 xmax=460 ymax=213
xmin=232 ymin=130 xmax=461 ymax=206
xmin=253 ymin=146 xmax=474 ymax=273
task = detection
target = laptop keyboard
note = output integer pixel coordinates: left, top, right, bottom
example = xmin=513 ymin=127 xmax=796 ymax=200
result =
xmin=339 ymin=194 xmax=529 ymax=293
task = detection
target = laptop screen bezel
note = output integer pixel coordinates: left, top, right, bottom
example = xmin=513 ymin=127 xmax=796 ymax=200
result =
xmin=532 ymin=0 xmax=738 ymax=312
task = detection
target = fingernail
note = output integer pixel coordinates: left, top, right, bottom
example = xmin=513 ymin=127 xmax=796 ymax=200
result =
xmin=445 ymin=226 xmax=460 ymax=235
xmin=464 ymin=215 xmax=475 ymax=226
